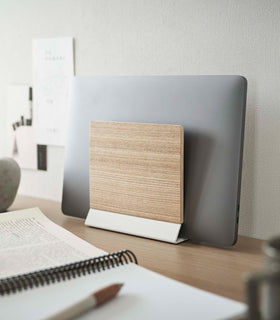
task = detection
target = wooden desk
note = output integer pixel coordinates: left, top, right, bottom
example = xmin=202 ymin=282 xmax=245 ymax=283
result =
xmin=10 ymin=195 xmax=263 ymax=303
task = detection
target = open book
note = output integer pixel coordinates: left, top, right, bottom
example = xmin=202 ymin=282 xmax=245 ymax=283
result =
xmin=0 ymin=208 xmax=246 ymax=319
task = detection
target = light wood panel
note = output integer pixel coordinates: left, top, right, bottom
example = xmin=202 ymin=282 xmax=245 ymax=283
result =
xmin=89 ymin=121 xmax=184 ymax=223
xmin=10 ymin=195 xmax=263 ymax=303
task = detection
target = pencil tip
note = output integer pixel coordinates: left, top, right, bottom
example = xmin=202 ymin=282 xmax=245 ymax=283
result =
xmin=95 ymin=283 xmax=125 ymax=305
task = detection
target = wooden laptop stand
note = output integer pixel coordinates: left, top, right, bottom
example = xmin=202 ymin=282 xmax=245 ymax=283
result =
xmin=85 ymin=121 xmax=187 ymax=243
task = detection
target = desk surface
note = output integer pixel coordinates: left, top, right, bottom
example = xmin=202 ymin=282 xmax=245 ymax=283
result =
xmin=10 ymin=195 xmax=263 ymax=303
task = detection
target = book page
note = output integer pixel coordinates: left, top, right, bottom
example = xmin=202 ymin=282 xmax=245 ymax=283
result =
xmin=0 ymin=208 xmax=106 ymax=278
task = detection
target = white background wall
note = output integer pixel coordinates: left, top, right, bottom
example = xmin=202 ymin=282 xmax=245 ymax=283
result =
xmin=0 ymin=0 xmax=279 ymax=240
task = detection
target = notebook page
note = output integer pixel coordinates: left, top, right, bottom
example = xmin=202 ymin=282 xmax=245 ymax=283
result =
xmin=0 ymin=208 xmax=106 ymax=278
xmin=0 ymin=263 xmax=246 ymax=320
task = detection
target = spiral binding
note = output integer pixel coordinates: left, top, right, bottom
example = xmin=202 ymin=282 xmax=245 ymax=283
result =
xmin=0 ymin=250 xmax=137 ymax=296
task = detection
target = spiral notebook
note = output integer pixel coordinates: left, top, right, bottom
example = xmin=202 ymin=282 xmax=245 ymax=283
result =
xmin=0 ymin=208 xmax=246 ymax=319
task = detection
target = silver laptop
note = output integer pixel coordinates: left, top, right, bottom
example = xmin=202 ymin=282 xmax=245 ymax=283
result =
xmin=62 ymin=76 xmax=247 ymax=246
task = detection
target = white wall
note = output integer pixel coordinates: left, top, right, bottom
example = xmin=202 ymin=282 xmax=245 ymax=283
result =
xmin=0 ymin=0 xmax=279 ymax=240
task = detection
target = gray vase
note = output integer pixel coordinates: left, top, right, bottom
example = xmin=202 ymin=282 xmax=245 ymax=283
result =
xmin=0 ymin=157 xmax=21 ymax=212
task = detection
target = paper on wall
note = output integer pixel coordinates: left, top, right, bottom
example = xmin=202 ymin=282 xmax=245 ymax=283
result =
xmin=33 ymin=38 xmax=74 ymax=146
xmin=6 ymin=85 xmax=37 ymax=170
xmin=15 ymin=126 xmax=37 ymax=170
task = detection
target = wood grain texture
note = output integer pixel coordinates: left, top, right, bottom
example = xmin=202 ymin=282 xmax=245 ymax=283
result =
xmin=10 ymin=195 xmax=264 ymax=304
xmin=89 ymin=121 xmax=184 ymax=223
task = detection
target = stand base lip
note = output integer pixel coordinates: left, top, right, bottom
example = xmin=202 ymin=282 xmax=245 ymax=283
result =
xmin=86 ymin=224 xmax=188 ymax=244
xmin=85 ymin=208 xmax=188 ymax=244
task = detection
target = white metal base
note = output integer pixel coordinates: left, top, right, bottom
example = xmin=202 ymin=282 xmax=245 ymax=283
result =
xmin=85 ymin=209 xmax=187 ymax=244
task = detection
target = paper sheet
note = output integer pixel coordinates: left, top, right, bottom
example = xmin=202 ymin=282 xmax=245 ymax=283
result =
xmin=6 ymin=85 xmax=37 ymax=170
xmin=33 ymin=37 xmax=74 ymax=146
xmin=14 ymin=126 xmax=37 ymax=169
xmin=0 ymin=264 xmax=247 ymax=320
xmin=0 ymin=208 xmax=105 ymax=278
